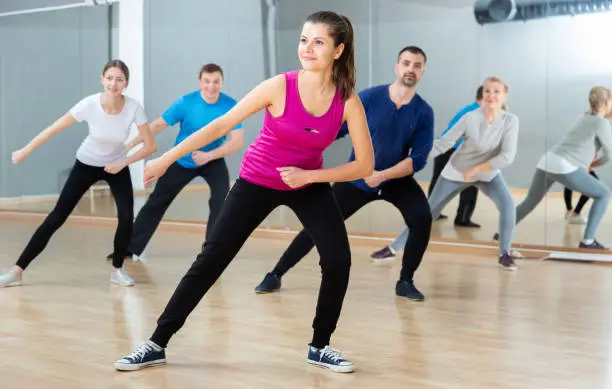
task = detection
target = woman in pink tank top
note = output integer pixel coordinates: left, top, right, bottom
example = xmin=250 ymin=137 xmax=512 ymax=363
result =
xmin=116 ymin=11 xmax=373 ymax=374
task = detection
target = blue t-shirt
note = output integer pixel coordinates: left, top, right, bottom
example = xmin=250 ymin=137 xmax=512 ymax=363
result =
xmin=162 ymin=91 xmax=243 ymax=169
xmin=439 ymin=101 xmax=480 ymax=149
xmin=336 ymin=84 xmax=434 ymax=192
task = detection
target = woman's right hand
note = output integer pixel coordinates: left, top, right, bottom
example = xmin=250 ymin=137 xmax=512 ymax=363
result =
xmin=143 ymin=157 xmax=171 ymax=186
xmin=12 ymin=148 xmax=29 ymax=164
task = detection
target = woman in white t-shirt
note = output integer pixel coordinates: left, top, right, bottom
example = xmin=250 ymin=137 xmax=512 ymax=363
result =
xmin=0 ymin=59 xmax=156 ymax=288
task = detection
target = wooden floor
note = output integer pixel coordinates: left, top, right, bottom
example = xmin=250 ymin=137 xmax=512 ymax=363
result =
xmin=1 ymin=184 xmax=608 ymax=250
xmin=0 ymin=217 xmax=610 ymax=388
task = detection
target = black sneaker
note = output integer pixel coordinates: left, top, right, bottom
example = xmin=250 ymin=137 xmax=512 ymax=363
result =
xmin=254 ymin=272 xmax=281 ymax=293
xmin=370 ymin=246 xmax=396 ymax=261
xmin=395 ymin=280 xmax=425 ymax=301
xmin=455 ymin=220 xmax=481 ymax=228
xmin=106 ymin=251 xmax=134 ymax=260
xmin=499 ymin=253 xmax=517 ymax=271
xmin=579 ymin=240 xmax=609 ymax=250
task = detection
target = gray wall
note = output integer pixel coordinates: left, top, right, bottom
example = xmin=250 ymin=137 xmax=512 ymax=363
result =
xmin=144 ymin=0 xmax=266 ymax=184
xmin=275 ymin=0 xmax=612 ymax=190
xmin=0 ymin=0 xmax=87 ymax=14
xmin=0 ymin=7 xmax=110 ymax=198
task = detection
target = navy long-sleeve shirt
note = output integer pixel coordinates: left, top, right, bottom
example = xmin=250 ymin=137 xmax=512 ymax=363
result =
xmin=337 ymin=84 xmax=434 ymax=192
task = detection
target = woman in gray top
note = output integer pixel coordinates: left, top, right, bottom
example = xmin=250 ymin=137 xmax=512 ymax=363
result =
xmin=506 ymin=86 xmax=612 ymax=250
xmin=372 ymin=77 xmax=520 ymax=270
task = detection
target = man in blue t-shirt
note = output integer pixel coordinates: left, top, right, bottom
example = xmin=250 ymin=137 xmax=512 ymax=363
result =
xmin=107 ymin=63 xmax=243 ymax=259
xmin=254 ymin=46 xmax=434 ymax=301
xmin=429 ymin=86 xmax=483 ymax=227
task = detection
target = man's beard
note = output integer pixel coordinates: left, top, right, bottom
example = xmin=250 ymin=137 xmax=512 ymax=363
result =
xmin=401 ymin=75 xmax=417 ymax=87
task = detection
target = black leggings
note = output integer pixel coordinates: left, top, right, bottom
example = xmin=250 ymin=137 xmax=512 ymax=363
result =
xmin=16 ymin=159 xmax=133 ymax=269
xmin=150 ymin=178 xmax=350 ymax=349
xmin=564 ymin=170 xmax=599 ymax=214
xmin=129 ymin=159 xmax=229 ymax=255
xmin=271 ymin=176 xmax=432 ymax=281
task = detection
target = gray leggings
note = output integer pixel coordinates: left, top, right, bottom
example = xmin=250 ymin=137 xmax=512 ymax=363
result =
xmin=516 ymin=168 xmax=610 ymax=240
xmin=390 ymin=174 xmax=516 ymax=255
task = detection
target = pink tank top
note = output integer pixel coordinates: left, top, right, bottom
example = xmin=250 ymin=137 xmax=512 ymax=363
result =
xmin=239 ymin=70 xmax=346 ymax=190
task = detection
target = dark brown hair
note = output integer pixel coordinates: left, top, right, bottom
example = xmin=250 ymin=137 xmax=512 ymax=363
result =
xmin=476 ymin=85 xmax=484 ymax=100
xmin=397 ymin=46 xmax=427 ymax=63
xmin=102 ymin=59 xmax=129 ymax=82
xmin=306 ymin=11 xmax=355 ymax=101
xmin=199 ymin=63 xmax=224 ymax=79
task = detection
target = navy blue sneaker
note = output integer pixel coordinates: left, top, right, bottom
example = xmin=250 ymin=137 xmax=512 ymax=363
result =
xmin=115 ymin=341 xmax=166 ymax=371
xmin=499 ymin=253 xmax=517 ymax=271
xmin=579 ymin=240 xmax=609 ymax=250
xmin=307 ymin=345 xmax=354 ymax=373
xmin=254 ymin=272 xmax=281 ymax=293
xmin=396 ymin=280 xmax=425 ymax=301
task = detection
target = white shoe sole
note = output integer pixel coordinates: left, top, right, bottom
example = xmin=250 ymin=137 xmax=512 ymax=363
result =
xmin=111 ymin=279 xmax=135 ymax=287
xmin=0 ymin=280 xmax=22 ymax=288
xmin=499 ymin=264 xmax=518 ymax=271
xmin=114 ymin=359 xmax=166 ymax=371
xmin=308 ymin=359 xmax=354 ymax=373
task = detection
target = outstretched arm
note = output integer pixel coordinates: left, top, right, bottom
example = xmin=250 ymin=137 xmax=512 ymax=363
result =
xmin=12 ymin=113 xmax=76 ymax=164
xmin=430 ymin=115 xmax=468 ymax=160
xmin=143 ymin=75 xmax=282 ymax=185
xmin=192 ymin=129 xmax=244 ymax=166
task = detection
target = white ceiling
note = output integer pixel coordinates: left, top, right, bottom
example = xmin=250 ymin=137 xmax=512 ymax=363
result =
xmin=395 ymin=0 xmax=582 ymax=9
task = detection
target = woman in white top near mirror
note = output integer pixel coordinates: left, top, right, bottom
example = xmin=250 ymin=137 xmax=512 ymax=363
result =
xmin=0 ymin=59 xmax=157 ymax=288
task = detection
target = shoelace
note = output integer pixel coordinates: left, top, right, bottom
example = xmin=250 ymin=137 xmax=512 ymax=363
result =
xmin=320 ymin=346 xmax=345 ymax=363
xmin=126 ymin=343 xmax=156 ymax=361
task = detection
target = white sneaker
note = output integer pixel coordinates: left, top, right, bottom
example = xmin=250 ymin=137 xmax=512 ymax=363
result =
xmin=567 ymin=213 xmax=586 ymax=224
xmin=0 ymin=270 xmax=22 ymax=288
xmin=111 ymin=268 xmax=135 ymax=287
xmin=510 ymin=249 xmax=524 ymax=259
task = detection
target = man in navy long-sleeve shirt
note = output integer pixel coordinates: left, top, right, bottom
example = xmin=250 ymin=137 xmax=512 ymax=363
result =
xmin=254 ymin=46 xmax=435 ymax=301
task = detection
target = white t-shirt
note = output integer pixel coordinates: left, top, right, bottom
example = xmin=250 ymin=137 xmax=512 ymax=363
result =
xmin=69 ymin=93 xmax=147 ymax=166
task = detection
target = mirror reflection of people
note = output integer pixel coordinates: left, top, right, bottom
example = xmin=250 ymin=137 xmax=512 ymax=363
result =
xmin=504 ymin=86 xmax=612 ymax=250
xmin=563 ymin=153 xmax=599 ymax=224
xmin=0 ymin=60 xmax=156 ymax=288
xmin=253 ymin=46 xmax=434 ymax=302
xmin=106 ymin=64 xmax=244 ymax=261
xmin=114 ymin=11 xmax=374 ymax=373
xmin=429 ymin=86 xmax=483 ymax=227
xmin=374 ymin=76 xmax=520 ymax=270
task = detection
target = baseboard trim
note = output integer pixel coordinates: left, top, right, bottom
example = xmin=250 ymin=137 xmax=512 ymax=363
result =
xmin=0 ymin=209 xmax=608 ymax=263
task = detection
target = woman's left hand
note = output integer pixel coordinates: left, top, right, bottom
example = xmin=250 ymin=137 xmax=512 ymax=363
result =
xmin=277 ymin=167 xmax=314 ymax=188
xmin=463 ymin=165 xmax=481 ymax=180
xmin=104 ymin=161 xmax=126 ymax=175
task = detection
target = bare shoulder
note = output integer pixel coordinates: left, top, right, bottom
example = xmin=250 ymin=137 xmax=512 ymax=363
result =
xmin=343 ymin=91 xmax=363 ymax=119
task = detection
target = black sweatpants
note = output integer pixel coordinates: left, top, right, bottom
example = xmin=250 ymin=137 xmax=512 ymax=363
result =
xmin=129 ymin=159 xmax=229 ymax=255
xmin=564 ymin=170 xmax=599 ymax=214
xmin=430 ymin=148 xmax=478 ymax=223
xmin=16 ymin=159 xmax=133 ymax=269
xmin=271 ymin=176 xmax=432 ymax=282
xmin=150 ymin=178 xmax=351 ymax=349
